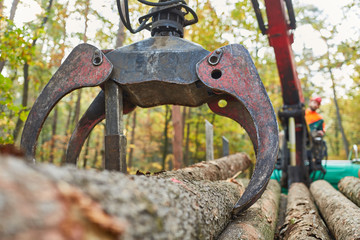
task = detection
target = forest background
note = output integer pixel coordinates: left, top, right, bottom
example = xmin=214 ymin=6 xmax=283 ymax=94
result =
xmin=0 ymin=0 xmax=359 ymax=173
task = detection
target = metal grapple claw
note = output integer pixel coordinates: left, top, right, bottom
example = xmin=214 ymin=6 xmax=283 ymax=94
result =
xmin=197 ymin=44 xmax=279 ymax=215
xmin=21 ymin=44 xmax=113 ymax=161
xmin=21 ymin=36 xmax=277 ymax=214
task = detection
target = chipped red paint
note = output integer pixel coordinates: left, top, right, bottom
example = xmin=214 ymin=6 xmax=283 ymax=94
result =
xmin=197 ymin=44 xmax=279 ymax=215
xmin=21 ymin=44 xmax=113 ymax=160
xmin=264 ymin=0 xmax=304 ymax=105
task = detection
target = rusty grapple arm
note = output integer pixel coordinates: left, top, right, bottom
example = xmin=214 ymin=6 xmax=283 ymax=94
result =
xmin=21 ymin=36 xmax=278 ymax=215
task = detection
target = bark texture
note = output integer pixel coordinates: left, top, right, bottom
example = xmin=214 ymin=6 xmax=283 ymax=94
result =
xmin=310 ymin=180 xmax=360 ymax=240
xmin=0 ymin=154 xmax=248 ymax=240
xmin=338 ymin=176 xmax=360 ymax=207
xmin=158 ymin=153 xmax=252 ymax=181
xmin=217 ymin=180 xmax=281 ymax=240
xmin=279 ymin=183 xmax=331 ymax=240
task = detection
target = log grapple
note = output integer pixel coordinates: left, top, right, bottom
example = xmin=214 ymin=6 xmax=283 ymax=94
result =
xmin=21 ymin=0 xmax=279 ymax=216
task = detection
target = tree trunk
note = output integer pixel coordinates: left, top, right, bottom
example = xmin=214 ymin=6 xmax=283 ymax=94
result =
xmin=172 ymin=105 xmax=183 ymax=169
xmin=49 ymin=106 xmax=58 ymax=163
xmin=0 ymin=153 xmax=248 ymax=240
xmin=115 ymin=20 xmax=125 ymax=48
xmin=60 ymin=98 xmax=74 ymax=164
xmin=72 ymin=89 xmax=82 ymax=128
xmin=338 ymin=176 xmax=360 ymax=207
xmin=158 ymin=153 xmax=252 ymax=181
xmin=128 ymin=111 xmax=136 ymax=168
xmin=12 ymin=0 xmax=54 ymax=142
xmin=329 ymin=69 xmax=349 ymax=157
xmin=0 ymin=0 xmax=20 ymax=73
xmin=12 ymin=62 xmax=30 ymax=141
xmin=279 ymin=183 xmax=331 ymax=240
xmin=9 ymin=0 xmax=20 ymax=20
xmin=310 ymin=180 xmax=360 ymax=239
xmin=217 ymin=180 xmax=281 ymax=240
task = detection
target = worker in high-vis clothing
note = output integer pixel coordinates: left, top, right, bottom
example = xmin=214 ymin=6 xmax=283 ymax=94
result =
xmin=305 ymin=97 xmax=325 ymax=137
xmin=305 ymin=96 xmax=327 ymax=169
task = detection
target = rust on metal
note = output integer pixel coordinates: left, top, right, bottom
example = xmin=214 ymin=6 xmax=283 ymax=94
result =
xmin=197 ymin=44 xmax=279 ymax=215
xmin=21 ymin=44 xmax=113 ymax=161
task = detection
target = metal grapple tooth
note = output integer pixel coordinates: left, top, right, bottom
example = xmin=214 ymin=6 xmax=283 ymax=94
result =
xmin=65 ymin=90 xmax=136 ymax=165
xmin=21 ymin=44 xmax=113 ymax=161
xmin=196 ymin=44 xmax=279 ymax=215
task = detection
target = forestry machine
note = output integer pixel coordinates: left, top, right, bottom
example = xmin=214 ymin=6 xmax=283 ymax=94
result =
xmin=21 ymin=0 xmax=279 ymax=216
xmin=250 ymin=0 xmax=327 ymax=187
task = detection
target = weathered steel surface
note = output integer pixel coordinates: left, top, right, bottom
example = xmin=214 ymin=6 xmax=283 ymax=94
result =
xmin=197 ymin=44 xmax=279 ymax=215
xmin=21 ymin=44 xmax=113 ymax=161
xmin=105 ymin=81 xmax=127 ymax=172
xmin=105 ymin=36 xmax=211 ymax=107
xmin=65 ymin=90 xmax=135 ymax=165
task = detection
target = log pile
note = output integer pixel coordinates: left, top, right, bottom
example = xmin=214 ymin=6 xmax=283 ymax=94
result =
xmin=0 ymin=153 xmax=251 ymax=240
xmin=310 ymin=180 xmax=360 ymax=239
xmin=338 ymin=176 xmax=360 ymax=207
xmin=2 ymin=150 xmax=360 ymax=240
xmin=279 ymin=183 xmax=331 ymax=240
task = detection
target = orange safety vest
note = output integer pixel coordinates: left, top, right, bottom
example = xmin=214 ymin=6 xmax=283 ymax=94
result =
xmin=305 ymin=109 xmax=325 ymax=132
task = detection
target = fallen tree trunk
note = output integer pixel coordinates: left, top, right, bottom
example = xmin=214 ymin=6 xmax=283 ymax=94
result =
xmin=338 ymin=176 xmax=360 ymax=207
xmin=279 ymin=183 xmax=331 ymax=240
xmin=310 ymin=180 xmax=360 ymax=240
xmin=158 ymin=152 xmax=252 ymax=181
xmin=0 ymin=153 xmax=249 ymax=240
xmin=217 ymin=180 xmax=281 ymax=240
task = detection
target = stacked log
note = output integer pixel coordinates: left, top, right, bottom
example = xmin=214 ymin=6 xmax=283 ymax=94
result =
xmin=338 ymin=176 xmax=360 ymax=207
xmin=310 ymin=180 xmax=360 ymax=239
xmin=279 ymin=183 xmax=331 ymax=240
xmin=0 ymin=153 xmax=251 ymax=240
xmin=217 ymin=180 xmax=281 ymax=240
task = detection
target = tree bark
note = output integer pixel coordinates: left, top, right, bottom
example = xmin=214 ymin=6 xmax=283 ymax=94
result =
xmin=217 ymin=180 xmax=281 ymax=240
xmin=338 ymin=176 xmax=360 ymax=207
xmin=172 ymin=105 xmax=183 ymax=169
xmin=310 ymin=180 xmax=360 ymax=239
xmin=279 ymin=183 xmax=331 ymax=240
xmin=0 ymin=153 xmax=248 ymax=240
xmin=158 ymin=152 xmax=252 ymax=181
